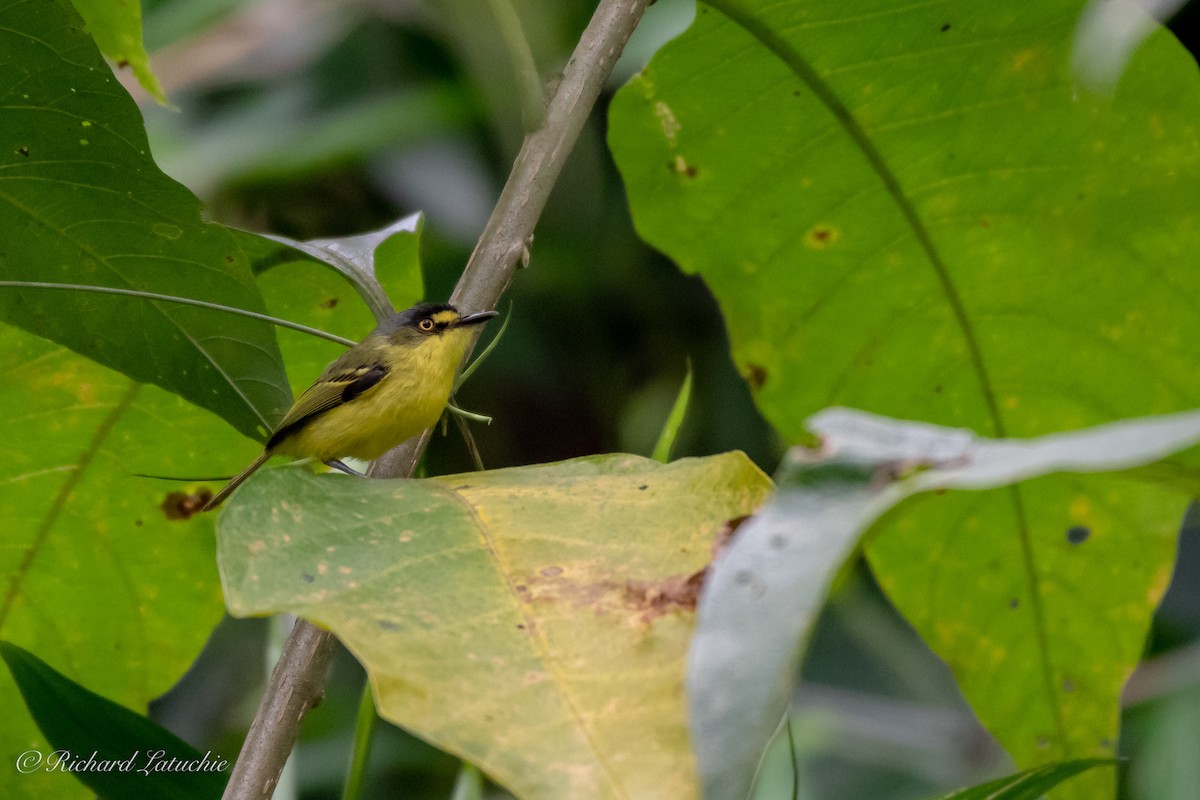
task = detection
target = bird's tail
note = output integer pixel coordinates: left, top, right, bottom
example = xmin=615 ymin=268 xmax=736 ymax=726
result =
xmin=203 ymin=452 xmax=271 ymax=511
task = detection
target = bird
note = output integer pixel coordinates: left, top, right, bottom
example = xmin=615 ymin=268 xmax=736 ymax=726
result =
xmin=204 ymin=302 xmax=498 ymax=509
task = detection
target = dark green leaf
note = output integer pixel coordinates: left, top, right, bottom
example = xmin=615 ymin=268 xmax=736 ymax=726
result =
xmin=0 ymin=0 xmax=289 ymax=441
xmin=928 ymin=759 xmax=1117 ymax=800
xmin=1 ymin=641 xmax=227 ymax=800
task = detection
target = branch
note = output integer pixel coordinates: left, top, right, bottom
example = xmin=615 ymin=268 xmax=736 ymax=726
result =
xmin=220 ymin=1 xmax=651 ymax=796
xmin=375 ymin=0 xmax=652 ymax=479
xmin=221 ymin=619 xmax=337 ymax=799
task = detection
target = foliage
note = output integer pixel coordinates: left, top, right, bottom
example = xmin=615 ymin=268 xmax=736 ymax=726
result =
xmin=0 ymin=641 xmax=226 ymax=800
xmin=1 ymin=0 xmax=1199 ymax=799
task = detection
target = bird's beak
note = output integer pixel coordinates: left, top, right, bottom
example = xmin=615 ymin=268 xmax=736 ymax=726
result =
xmin=457 ymin=310 xmax=499 ymax=327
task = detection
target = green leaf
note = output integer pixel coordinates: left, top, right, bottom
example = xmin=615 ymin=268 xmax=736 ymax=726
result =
xmin=610 ymin=0 xmax=1200 ymax=440
xmin=689 ymin=408 xmax=1200 ymax=800
xmin=0 ymin=323 xmax=231 ymax=800
xmin=609 ymin=2 xmax=1200 ymax=794
xmin=928 ymin=759 xmax=1116 ymax=800
xmin=217 ymin=453 xmax=773 ymax=800
xmin=652 ymin=364 xmax=692 ymax=463
xmin=70 ymin=0 xmax=167 ymax=103
xmin=0 ymin=0 xmax=290 ymax=442
xmin=0 ymin=641 xmax=227 ymax=800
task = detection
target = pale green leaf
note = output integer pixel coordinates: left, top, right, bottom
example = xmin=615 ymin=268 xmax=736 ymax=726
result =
xmin=690 ymin=408 xmax=1200 ymax=799
xmin=0 ymin=324 xmax=232 ymax=800
xmin=218 ymin=453 xmax=773 ymax=800
xmin=71 ymin=0 xmax=167 ymax=102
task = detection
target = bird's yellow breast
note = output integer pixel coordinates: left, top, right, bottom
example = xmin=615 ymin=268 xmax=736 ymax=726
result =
xmin=275 ymin=327 xmax=472 ymax=462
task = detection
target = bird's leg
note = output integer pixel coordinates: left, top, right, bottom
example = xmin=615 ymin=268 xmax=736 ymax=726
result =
xmin=325 ymin=460 xmax=365 ymax=477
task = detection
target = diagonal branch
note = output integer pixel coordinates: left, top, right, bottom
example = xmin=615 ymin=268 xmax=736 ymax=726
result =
xmin=220 ymin=2 xmax=651 ymax=797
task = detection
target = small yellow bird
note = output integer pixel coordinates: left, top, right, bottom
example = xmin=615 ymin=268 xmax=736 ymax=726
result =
xmin=205 ymin=302 xmax=498 ymax=509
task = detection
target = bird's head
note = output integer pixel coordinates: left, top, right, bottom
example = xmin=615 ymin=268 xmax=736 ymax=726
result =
xmin=381 ymin=302 xmax=498 ymax=349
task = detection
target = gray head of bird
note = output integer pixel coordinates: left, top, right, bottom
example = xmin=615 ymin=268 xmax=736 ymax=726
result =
xmin=379 ymin=302 xmax=499 ymax=343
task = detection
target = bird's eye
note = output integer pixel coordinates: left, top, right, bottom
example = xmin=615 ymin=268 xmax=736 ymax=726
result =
xmin=418 ymin=318 xmax=435 ymax=332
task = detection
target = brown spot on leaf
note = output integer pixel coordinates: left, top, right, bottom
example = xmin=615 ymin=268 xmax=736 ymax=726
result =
xmin=540 ymin=565 xmax=564 ymax=578
xmin=319 ymin=297 xmax=339 ymax=309
xmin=669 ymin=155 xmax=698 ymax=177
xmin=713 ymin=514 xmax=750 ymax=559
xmin=940 ymin=22 xmax=951 ymax=32
xmin=17 ymin=146 xmax=29 ymax=157
xmin=743 ymin=363 xmax=768 ymax=391
xmin=624 ymin=569 xmax=707 ymax=621
xmin=804 ymin=224 xmax=840 ymax=250
xmin=161 ymin=489 xmax=213 ymax=520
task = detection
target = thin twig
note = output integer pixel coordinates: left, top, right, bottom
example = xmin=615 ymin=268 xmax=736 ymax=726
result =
xmin=219 ymin=1 xmax=651 ymax=797
xmin=373 ymin=0 xmax=653 ymax=480
xmin=0 ymin=281 xmax=355 ymax=347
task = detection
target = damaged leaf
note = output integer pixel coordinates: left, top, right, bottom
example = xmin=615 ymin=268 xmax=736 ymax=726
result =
xmin=217 ymin=453 xmax=772 ymax=800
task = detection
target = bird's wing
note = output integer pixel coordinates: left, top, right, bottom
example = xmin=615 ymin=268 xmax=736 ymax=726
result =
xmin=266 ymin=362 xmax=389 ymax=450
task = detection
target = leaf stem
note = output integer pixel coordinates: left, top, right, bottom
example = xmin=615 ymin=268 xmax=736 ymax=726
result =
xmin=0 ymin=281 xmax=355 ymax=347
xmin=455 ymin=302 xmax=511 ymax=389
xmin=450 ymin=762 xmax=484 ymax=800
xmin=482 ymin=0 xmax=545 ymax=131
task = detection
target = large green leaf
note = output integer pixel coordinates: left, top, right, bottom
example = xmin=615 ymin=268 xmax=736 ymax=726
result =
xmin=218 ymin=453 xmax=772 ymax=800
xmin=1 ymin=641 xmax=226 ymax=800
xmin=0 ymin=0 xmax=289 ymax=441
xmin=611 ymin=0 xmax=1200 ymax=440
xmin=0 ymin=323 xmax=232 ymax=800
xmin=609 ymin=1 xmax=1200 ymax=794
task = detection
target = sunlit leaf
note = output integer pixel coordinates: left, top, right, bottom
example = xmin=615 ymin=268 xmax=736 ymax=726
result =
xmin=70 ymin=0 xmax=167 ymax=102
xmin=218 ymin=453 xmax=772 ymax=800
xmin=0 ymin=324 xmax=232 ymax=800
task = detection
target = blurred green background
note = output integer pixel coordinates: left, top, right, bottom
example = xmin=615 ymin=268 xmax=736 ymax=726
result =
xmin=131 ymin=0 xmax=1200 ymax=797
